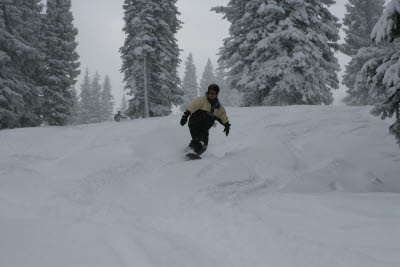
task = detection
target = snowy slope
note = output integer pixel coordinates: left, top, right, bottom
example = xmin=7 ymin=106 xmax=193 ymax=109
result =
xmin=1 ymin=106 xmax=399 ymax=267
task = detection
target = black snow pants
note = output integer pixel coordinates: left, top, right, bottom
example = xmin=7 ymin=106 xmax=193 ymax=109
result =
xmin=188 ymin=111 xmax=214 ymax=155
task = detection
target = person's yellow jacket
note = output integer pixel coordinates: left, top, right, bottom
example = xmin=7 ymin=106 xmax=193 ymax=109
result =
xmin=186 ymin=96 xmax=229 ymax=124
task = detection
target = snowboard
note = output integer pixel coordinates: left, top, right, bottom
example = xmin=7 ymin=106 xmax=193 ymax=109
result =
xmin=185 ymin=152 xmax=201 ymax=160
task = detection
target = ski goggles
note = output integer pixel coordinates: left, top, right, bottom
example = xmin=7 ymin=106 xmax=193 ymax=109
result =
xmin=208 ymin=90 xmax=218 ymax=96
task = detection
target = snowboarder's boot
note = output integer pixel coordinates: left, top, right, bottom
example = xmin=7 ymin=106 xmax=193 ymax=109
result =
xmin=188 ymin=140 xmax=202 ymax=155
xmin=189 ymin=136 xmax=208 ymax=155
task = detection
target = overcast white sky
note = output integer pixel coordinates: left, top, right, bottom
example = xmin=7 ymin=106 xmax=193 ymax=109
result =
xmin=71 ymin=0 xmax=349 ymax=107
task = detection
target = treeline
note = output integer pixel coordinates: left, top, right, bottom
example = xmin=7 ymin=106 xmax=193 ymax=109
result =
xmin=181 ymin=53 xmax=242 ymax=109
xmin=75 ymin=69 xmax=115 ymax=124
xmin=121 ymin=0 xmax=400 ymax=148
xmin=0 ymin=0 xmax=80 ymax=129
xmin=339 ymin=0 xmax=400 ymax=146
xmin=2 ymin=0 xmax=400 ymax=148
xmin=210 ymin=0 xmax=400 ymax=146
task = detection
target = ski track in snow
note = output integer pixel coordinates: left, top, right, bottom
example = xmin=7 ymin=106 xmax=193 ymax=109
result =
xmin=1 ymin=106 xmax=400 ymax=267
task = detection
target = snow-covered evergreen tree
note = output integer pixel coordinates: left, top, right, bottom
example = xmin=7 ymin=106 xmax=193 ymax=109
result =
xmin=345 ymin=46 xmax=388 ymax=105
xmin=78 ymin=68 xmax=92 ymax=124
xmin=119 ymin=94 xmax=128 ymax=115
xmin=0 ymin=0 xmax=44 ymax=128
xmin=362 ymin=0 xmax=400 ymax=147
xmin=69 ymin=85 xmax=80 ymax=124
xmin=78 ymin=70 xmax=102 ymax=124
xmin=89 ymin=71 xmax=102 ymax=123
xmin=215 ymin=65 xmax=228 ymax=102
xmin=341 ymin=0 xmax=385 ymax=57
xmin=41 ymin=0 xmax=80 ymax=126
xmin=120 ymin=0 xmax=183 ymax=119
xmin=213 ymin=0 xmax=341 ymax=106
xmin=215 ymin=63 xmax=242 ymax=107
xmin=342 ymin=0 xmax=385 ymax=105
xmin=100 ymin=75 xmax=114 ymax=121
xmin=181 ymin=52 xmax=198 ymax=109
xmin=199 ymin=58 xmax=217 ymax=94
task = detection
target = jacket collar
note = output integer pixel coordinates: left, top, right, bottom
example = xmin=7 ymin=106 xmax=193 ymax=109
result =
xmin=205 ymin=94 xmax=220 ymax=108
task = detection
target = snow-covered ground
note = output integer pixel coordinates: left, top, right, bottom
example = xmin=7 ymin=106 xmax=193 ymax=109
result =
xmin=1 ymin=106 xmax=399 ymax=267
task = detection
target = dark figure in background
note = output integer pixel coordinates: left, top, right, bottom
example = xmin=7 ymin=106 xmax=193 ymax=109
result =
xmin=180 ymin=84 xmax=231 ymax=155
xmin=114 ymin=111 xmax=127 ymax=122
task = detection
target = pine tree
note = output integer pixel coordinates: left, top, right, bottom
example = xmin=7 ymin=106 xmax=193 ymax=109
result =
xmin=215 ymin=65 xmax=228 ymax=103
xmin=120 ymin=0 xmax=183 ymax=119
xmin=0 ymin=0 xmax=44 ymax=128
xmin=41 ymin=0 xmax=80 ymax=126
xmin=181 ymin=52 xmax=198 ymax=109
xmin=119 ymin=94 xmax=128 ymax=115
xmin=100 ymin=75 xmax=114 ymax=121
xmin=199 ymin=58 xmax=217 ymax=94
xmin=79 ymin=70 xmax=102 ymax=124
xmin=365 ymin=0 xmax=400 ymax=148
xmin=90 ymin=71 xmax=102 ymax=123
xmin=345 ymin=46 xmax=387 ymax=105
xmin=70 ymin=85 xmax=80 ymax=124
xmin=78 ymin=68 xmax=92 ymax=124
xmin=215 ymin=63 xmax=242 ymax=106
xmin=213 ymin=0 xmax=340 ymax=106
xmin=342 ymin=0 xmax=385 ymax=105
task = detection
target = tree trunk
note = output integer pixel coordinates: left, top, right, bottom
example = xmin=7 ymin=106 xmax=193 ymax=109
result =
xmin=143 ymin=55 xmax=150 ymax=118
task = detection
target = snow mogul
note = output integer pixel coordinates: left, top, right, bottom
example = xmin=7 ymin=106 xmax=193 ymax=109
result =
xmin=180 ymin=84 xmax=231 ymax=157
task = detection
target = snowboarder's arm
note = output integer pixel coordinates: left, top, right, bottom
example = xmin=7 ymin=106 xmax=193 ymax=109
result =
xmin=215 ymin=106 xmax=230 ymax=136
xmin=215 ymin=117 xmax=223 ymax=125
xmin=216 ymin=106 xmax=229 ymax=125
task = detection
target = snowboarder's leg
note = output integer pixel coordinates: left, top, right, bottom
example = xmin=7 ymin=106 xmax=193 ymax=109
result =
xmin=198 ymin=134 xmax=209 ymax=155
xmin=190 ymin=139 xmax=204 ymax=154
xmin=188 ymin=124 xmax=209 ymax=155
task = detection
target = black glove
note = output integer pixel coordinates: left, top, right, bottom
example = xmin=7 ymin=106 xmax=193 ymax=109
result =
xmin=180 ymin=110 xmax=191 ymax=126
xmin=223 ymin=122 xmax=231 ymax=136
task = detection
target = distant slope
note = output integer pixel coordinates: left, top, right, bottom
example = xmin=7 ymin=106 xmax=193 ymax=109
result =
xmin=0 ymin=106 xmax=399 ymax=267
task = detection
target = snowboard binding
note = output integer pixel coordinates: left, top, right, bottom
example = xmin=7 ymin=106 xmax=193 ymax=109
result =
xmin=184 ymin=137 xmax=208 ymax=160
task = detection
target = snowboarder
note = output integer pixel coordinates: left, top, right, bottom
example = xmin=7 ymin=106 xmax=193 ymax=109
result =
xmin=180 ymin=84 xmax=231 ymax=156
xmin=114 ymin=111 xmax=127 ymax=122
